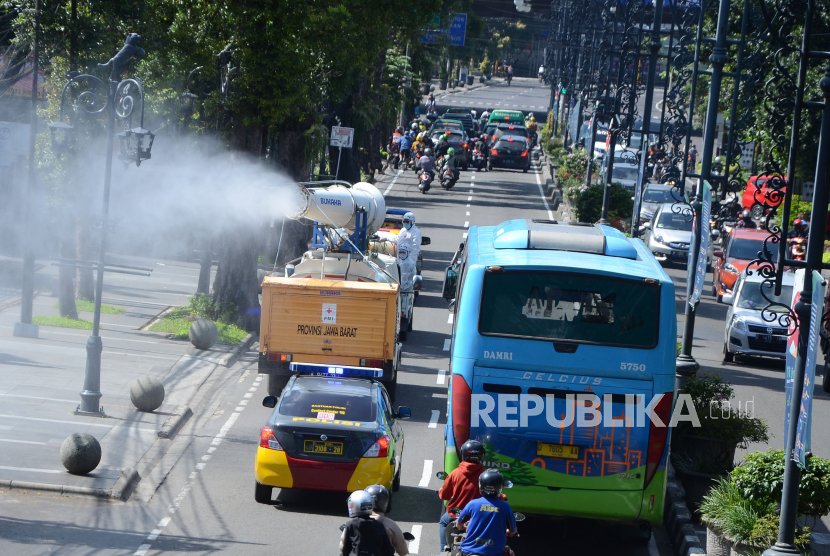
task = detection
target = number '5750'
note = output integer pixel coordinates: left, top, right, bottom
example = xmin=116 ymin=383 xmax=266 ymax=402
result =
xmin=620 ymin=362 xmax=646 ymax=371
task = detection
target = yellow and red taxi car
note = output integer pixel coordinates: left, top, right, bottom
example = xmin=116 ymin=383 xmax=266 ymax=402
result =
xmin=712 ymin=228 xmax=772 ymax=303
xmin=254 ymin=371 xmax=410 ymax=504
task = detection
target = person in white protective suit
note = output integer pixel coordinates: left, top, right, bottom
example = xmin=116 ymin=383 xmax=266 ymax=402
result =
xmin=395 ymin=212 xmax=421 ymax=292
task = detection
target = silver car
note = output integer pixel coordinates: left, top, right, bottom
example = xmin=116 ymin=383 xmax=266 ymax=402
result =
xmin=642 ymin=202 xmax=693 ymax=263
xmin=723 ymin=270 xmax=795 ymax=362
xmin=640 ymin=183 xmax=681 ymax=222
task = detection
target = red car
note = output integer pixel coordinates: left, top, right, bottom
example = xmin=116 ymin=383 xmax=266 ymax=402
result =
xmin=712 ymin=228 xmax=774 ymax=303
xmin=741 ymin=175 xmax=783 ymax=219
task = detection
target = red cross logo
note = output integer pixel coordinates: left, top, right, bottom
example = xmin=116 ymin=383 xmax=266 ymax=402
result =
xmin=326 ymin=308 xmax=332 ymax=314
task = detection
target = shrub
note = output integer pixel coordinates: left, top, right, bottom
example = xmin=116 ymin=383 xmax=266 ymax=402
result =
xmin=749 ymin=513 xmax=811 ymax=553
xmin=731 ymin=449 xmax=830 ymax=517
xmin=573 ymin=182 xmax=633 ymax=223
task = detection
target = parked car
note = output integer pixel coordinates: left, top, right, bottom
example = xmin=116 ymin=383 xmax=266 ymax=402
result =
xmin=712 ymin=228 xmax=773 ymax=303
xmin=642 ymin=202 xmax=693 ymax=263
xmin=488 ymin=135 xmax=530 ymax=172
xmin=640 ymin=183 xmax=680 ymax=223
xmin=723 ymin=269 xmax=794 ymax=362
xmin=430 ymin=129 xmax=470 ymax=169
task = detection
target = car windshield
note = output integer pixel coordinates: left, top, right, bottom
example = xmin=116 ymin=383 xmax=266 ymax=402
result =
xmin=728 ymin=238 xmax=778 ymax=262
xmin=479 ymin=271 xmax=660 ymax=348
xmin=495 ymin=128 xmax=527 ymax=139
xmin=656 ymin=209 xmax=694 ymax=231
xmin=643 ymin=188 xmax=677 ymax=204
xmin=612 ymin=167 xmax=639 ymax=181
xmin=279 ymin=382 xmax=377 ymax=422
xmin=737 ymin=281 xmax=793 ymax=311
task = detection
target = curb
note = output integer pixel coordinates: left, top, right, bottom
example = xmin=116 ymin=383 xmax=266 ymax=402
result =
xmin=664 ymin=463 xmax=706 ymax=555
xmin=218 ymin=332 xmax=257 ymax=368
xmin=0 ymin=467 xmax=140 ymax=501
xmin=157 ymin=405 xmax=193 ymax=439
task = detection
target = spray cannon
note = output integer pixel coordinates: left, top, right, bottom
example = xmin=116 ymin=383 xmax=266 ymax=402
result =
xmin=288 ymin=181 xmax=387 ymax=253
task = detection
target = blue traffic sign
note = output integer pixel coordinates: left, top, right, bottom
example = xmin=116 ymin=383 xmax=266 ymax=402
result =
xmin=420 ymin=14 xmax=467 ymax=47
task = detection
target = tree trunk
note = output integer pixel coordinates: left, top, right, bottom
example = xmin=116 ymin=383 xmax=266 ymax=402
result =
xmin=58 ymin=220 xmax=78 ymax=319
xmin=196 ymin=239 xmax=212 ymax=295
xmin=76 ymin=215 xmax=94 ymax=301
xmin=212 ymin=226 xmax=261 ymax=331
xmin=328 ymin=100 xmax=361 ymax=184
xmin=276 ymin=129 xmax=313 ymax=263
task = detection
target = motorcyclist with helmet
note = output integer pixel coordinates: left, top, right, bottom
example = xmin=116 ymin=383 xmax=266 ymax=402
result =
xmin=737 ymin=209 xmax=757 ymax=229
xmin=399 ymin=131 xmax=415 ymax=168
xmin=438 ymin=147 xmax=460 ymax=185
xmin=473 ymin=134 xmax=490 ymax=170
xmin=340 ymin=490 xmax=395 ymax=556
xmin=437 ymin=440 xmax=487 ymax=551
xmin=435 ymin=134 xmax=451 ymax=158
xmin=455 ymin=469 xmax=518 ymax=556
xmin=788 ymin=218 xmax=808 ymax=239
xmin=365 ymin=485 xmax=409 ymax=555
xmin=526 ymin=115 xmax=538 ymax=147
xmin=479 ymin=109 xmax=491 ymax=127
xmin=385 ymin=126 xmax=405 ymax=170
xmin=417 ymin=148 xmax=436 ymax=188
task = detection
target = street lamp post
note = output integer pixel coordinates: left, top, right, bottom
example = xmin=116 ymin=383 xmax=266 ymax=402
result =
xmin=48 ymin=37 xmax=155 ymax=416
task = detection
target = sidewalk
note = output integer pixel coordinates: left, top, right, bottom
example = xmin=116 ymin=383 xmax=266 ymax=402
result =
xmin=0 ymin=254 xmax=253 ymax=501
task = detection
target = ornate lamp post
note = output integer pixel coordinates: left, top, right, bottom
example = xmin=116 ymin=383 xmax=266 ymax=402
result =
xmin=48 ymin=35 xmax=155 ymax=416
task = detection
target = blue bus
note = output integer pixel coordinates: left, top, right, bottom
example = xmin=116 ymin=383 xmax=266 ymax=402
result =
xmin=441 ymin=219 xmax=676 ymax=533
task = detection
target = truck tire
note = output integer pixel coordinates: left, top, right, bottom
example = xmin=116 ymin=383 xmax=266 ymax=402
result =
xmin=268 ymin=374 xmax=289 ymax=397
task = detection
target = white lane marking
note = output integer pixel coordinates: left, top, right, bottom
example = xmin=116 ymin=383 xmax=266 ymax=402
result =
xmin=146 ymin=529 xmax=163 ymax=541
xmin=428 ymin=410 xmax=439 ymax=428
xmin=534 ymin=164 xmax=554 ymax=220
xmin=189 ymin=472 xmax=197 ymax=479
xmin=462 ymin=233 xmax=468 ymax=239
xmin=448 ymin=313 xmax=454 ymax=324
xmin=470 ymin=175 xmax=475 ymax=180
xmin=463 ymin=222 xmax=469 ymax=228
xmin=134 ymin=545 xmax=151 ymax=556
xmin=418 ymin=460 xmax=433 ymax=487
xmin=0 ymin=394 xmax=78 ymax=404
xmin=409 ymin=525 xmax=422 ymax=554
xmin=466 ymin=211 xmax=470 ymax=216
xmin=243 ymin=393 xmax=252 ymax=398
xmin=466 ymin=204 xmax=470 ymax=207
xmin=383 ymin=170 xmax=404 ymax=196
xmin=432 ymin=393 xmax=448 ymax=398
xmin=443 ymin=338 xmax=451 ymax=351
xmin=648 ymin=536 xmax=659 ymax=556
xmin=437 ymin=370 xmax=447 ymax=385
xmin=467 ymin=196 xmax=472 ymax=201
xmin=0 ymin=414 xmax=154 ymax=432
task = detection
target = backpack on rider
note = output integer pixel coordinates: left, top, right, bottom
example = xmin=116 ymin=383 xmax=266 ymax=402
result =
xmin=340 ymin=491 xmax=395 ymax=556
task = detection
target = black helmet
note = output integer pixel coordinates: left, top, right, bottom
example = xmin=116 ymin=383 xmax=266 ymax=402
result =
xmin=364 ymin=484 xmax=390 ymax=513
xmin=478 ymin=469 xmax=504 ymax=498
xmin=424 ymin=148 xmax=433 ymax=156
xmin=461 ymin=439 xmax=485 ymax=464
xmin=742 ymin=209 xmax=752 ymax=219
xmin=396 ymin=126 xmax=404 ymax=134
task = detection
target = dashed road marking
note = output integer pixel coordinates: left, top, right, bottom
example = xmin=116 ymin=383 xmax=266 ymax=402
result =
xmin=418 ymin=460 xmax=433 ymax=487
xmin=533 ymin=163 xmax=554 ymax=220
xmin=409 ymin=525 xmax=423 ymax=554
xmin=466 ymin=211 xmax=470 ymax=216
xmin=428 ymin=410 xmax=439 ymax=429
xmin=462 ymin=232 xmax=468 ymax=239
xmin=463 ymin=221 xmax=469 ymax=228
xmin=448 ymin=313 xmax=453 ymax=324
xmin=467 ymin=196 xmax=472 ymax=201
xmin=437 ymin=370 xmax=447 ymax=385
xmin=443 ymin=338 xmax=451 ymax=351
xmin=383 ymin=170 xmax=404 ymax=196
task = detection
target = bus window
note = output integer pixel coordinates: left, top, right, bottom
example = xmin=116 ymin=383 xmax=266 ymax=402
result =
xmin=478 ymin=271 xmax=660 ymax=348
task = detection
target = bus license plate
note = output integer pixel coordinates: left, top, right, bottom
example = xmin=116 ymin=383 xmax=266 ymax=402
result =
xmin=304 ymin=440 xmax=343 ymax=455
xmin=537 ymin=442 xmax=579 ymax=459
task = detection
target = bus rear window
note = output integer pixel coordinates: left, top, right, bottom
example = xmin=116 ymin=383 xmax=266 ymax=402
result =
xmin=478 ymin=271 xmax=660 ymax=348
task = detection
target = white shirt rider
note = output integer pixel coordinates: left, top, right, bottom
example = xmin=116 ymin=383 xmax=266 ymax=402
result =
xmin=395 ymin=212 xmax=421 ymax=292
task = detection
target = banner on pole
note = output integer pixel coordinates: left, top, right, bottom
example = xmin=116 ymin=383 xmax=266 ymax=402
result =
xmin=688 ymin=181 xmax=711 ymax=306
xmin=330 ymin=126 xmax=354 ymax=149
xmin=419 ymin=14 xmax=467 ymax=47
xmin=794 ymin=270 xmax=825 ymax=467
xmin=784 ymin=268 xmax=805 ymax=448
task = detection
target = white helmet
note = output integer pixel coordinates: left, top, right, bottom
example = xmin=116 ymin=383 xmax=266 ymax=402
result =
xmin=403 ymin=211 xmax=415 ymax=225
xmin=347 ymin=490 xmax=374 ymax=518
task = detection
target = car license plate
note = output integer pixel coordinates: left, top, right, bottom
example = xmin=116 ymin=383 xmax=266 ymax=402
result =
xmin=758 ymin=334 xmax=784 ymax=344
xmin=670 ymin=250 xmax=686 ymax=257
xmin=537 ymin=442 xmax=579 ymax=459
xmin=304 ymin=440 xmax=343 ymax=455
xmin=503 ymin=159 xmax=515 ymax=166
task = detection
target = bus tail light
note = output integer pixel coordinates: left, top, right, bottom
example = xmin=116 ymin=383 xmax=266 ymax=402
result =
xmin=452 ymin=374 xmax=472 ymax=449
xmin=644 ymin=393 xmax=672 ymax=488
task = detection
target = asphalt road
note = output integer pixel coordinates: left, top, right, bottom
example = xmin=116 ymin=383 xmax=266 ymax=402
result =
xmin=0 ymin=78 xmax=684 ymax=556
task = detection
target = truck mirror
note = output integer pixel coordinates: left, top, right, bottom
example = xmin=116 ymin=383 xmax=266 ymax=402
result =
xmin=442 ymin=266 xmax=459 ymax=300
xmin=436 ymin=471 xmax=449 ymax=480
xmin=396 ymin=406 xmax=412 ymax=419
xmin=421 ymin=236 xmax=431 ymax=246
xmin=262 ymin=395 xmax=278 ymax=408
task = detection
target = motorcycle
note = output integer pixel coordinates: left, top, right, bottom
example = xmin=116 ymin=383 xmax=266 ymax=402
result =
xmin=471 ymin=149 xmax=487 ymax=171
xmin=507 ymin=73 xmax=513 ymax=86
xmin=440 ymin=167 xmax=456 ymax=189
xmin=418 ymin=169 xmax=433 ymax=193
xmin=789 ymin=236 xmax=806 ymax=260
xmin=388 ymin=143 xmax=401 ymax=170
xmin=437 ymin=472 xmax=525 ymax=556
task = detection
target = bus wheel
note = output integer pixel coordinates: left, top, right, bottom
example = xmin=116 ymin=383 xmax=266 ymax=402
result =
xmin=632 ymin=522 xmax=652 ymax=545
xmin=723 ymin=344 xmax=734 ymax=363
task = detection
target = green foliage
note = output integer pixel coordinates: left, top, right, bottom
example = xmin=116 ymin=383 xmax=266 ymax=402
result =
xmin=188 ymin=293 xmax=237 ymax=324
xmin=731 ymin=449 xmax=830 ymax=517
xmin=749 ymin=514 xmax=812 ymax=553
xmin=54 ymin=301 xmax=125 ymax=315
xmin=32 ymin=315 xmax=93 ymax=329
xmin=572 ymin=183 xmax=633 ymax=224
xmin=149 ymin=306 xmax=247 ymax=345
xmin=675 ymin=372 xmax=769 ymax=447
xmin=559 ymin=148 xmax=592 ymax=182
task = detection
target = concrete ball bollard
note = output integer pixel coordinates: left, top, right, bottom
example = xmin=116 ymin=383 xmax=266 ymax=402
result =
xmin=130 ymin=376 xmax=165 ymax=412
xmin=60 ymin=433 xmax=101 ymax=475
xmin=189 ymin=318 xmax=219 ymax=350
